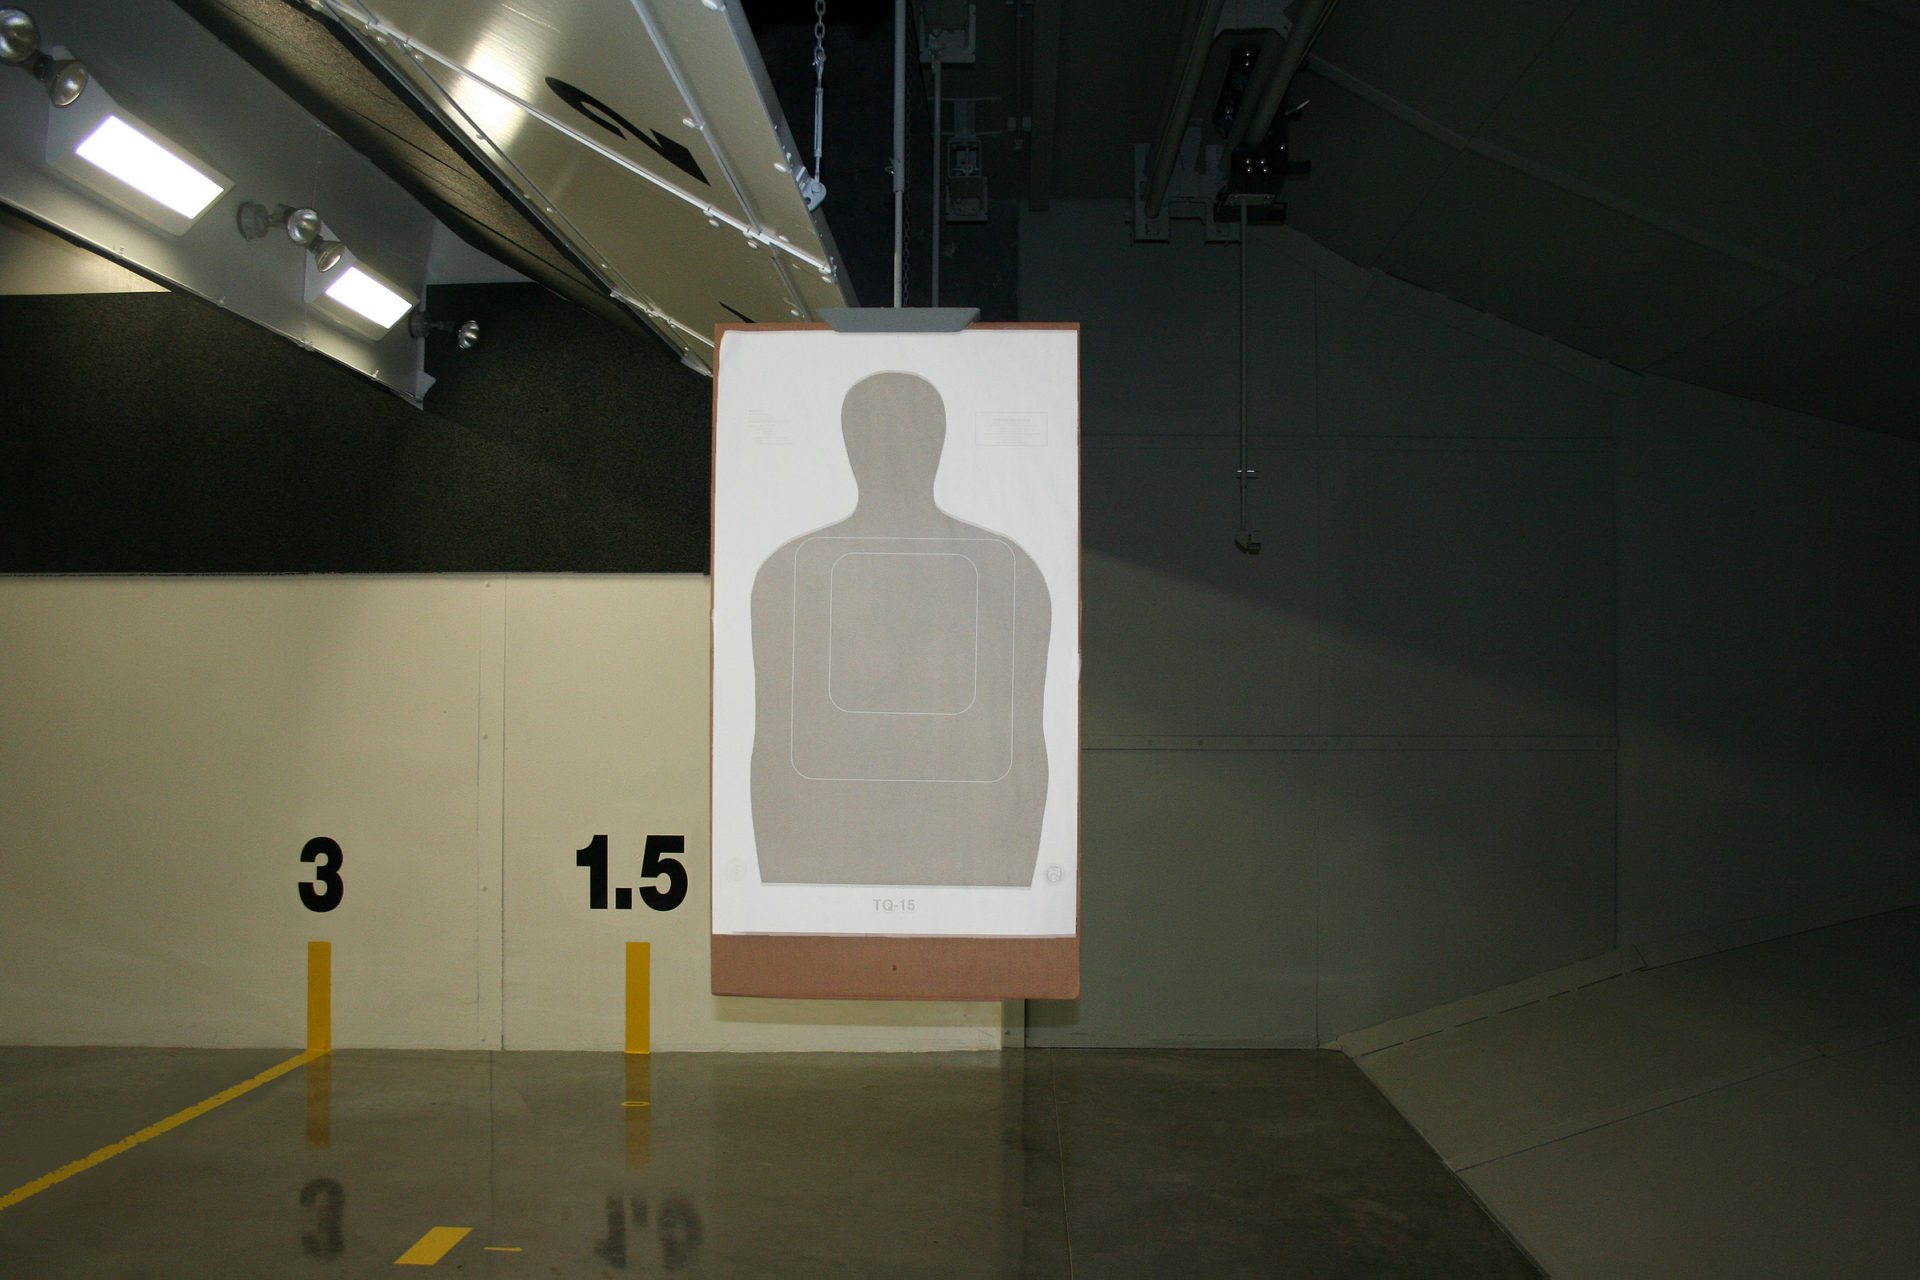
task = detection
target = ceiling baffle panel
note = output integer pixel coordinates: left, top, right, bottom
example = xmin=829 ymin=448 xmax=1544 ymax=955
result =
xmin=422 ymin=63 xmax=805 ymax=344
xmin=348 ymin=0 xmax=749 ymax=227
xmin=343 ymin=42 xmax=694 ymax=360
xmin=639 ymin=0 xmax=846 ymax=273
xmin=326 ymin=0 xmax=849 ymax=367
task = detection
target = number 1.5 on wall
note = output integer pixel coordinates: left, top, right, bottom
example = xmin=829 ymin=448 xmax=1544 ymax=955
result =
xmin=576 ymin=834 xmax=687 ymax=912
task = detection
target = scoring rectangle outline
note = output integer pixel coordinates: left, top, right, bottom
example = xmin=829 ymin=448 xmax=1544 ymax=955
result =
xmin=788 ymin=535 xmax=1017 ymax=783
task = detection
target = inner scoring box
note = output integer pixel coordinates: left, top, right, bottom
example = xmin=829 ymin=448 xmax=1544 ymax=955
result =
xmin=828 ymin=552 xmax=980 ymax=715
xmin=789 ymin=535 xmax=1016 ymax=783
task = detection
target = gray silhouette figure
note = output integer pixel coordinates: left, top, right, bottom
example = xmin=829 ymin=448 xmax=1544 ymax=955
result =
xmin=750 ymin=372 xmax=1052 ymax=885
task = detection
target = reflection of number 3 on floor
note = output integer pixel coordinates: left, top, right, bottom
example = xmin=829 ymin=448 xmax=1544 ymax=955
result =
xmin=749 ymin=373 xmax=1051 ymax=887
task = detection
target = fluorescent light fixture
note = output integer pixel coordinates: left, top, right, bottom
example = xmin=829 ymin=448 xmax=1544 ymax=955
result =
xmin=45 ymin=88 xmax=233 ymax=236
xmin=74 ymin=115 xmax=223 ymax=220
xmin=323 ymin=265 xmax=412 ymax=330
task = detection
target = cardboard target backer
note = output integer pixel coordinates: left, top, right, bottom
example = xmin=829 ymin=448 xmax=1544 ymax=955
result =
xmin=710 ymin=324 xmax=1079 ymax=999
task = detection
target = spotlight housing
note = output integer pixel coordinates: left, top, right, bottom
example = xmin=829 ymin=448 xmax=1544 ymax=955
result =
xmin=1 ymin=9 xmax=85 ymax=107
xmin=281 ymin=206 xmax=321 ymax=246
xmin=33 ymin=52 xmax=83 ymax=106
xmin=0 ymin=8 xmax=38 ymax=64
xmin=237 ymin=202 xmax=322 ymax=243
xmin=238 ymin=204 xmax=341 ymax=271
xmin=410 ymin=312 xmax=482 ymax=350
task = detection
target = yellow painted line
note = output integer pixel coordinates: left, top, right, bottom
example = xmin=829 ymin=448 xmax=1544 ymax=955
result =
xmin=307 ymin=940 xmax=332 ymax=1055
xmin=0 ymin=1050 xmax=319 ymax=1212
xmin=621 ymin=1100 xmax=650 ymax=1107
xmin=483 ymin=1245 xmax=523 ymax=1252
xmin=625 ymin=941 xmax=650 ymax=1055
xmin=395 ymin=1226 xmax=471 ymax=1266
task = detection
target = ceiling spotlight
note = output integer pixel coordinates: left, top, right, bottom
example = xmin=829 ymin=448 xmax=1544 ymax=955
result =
xmin=0 ymin=8 xmax=38 ymax=64
xmin=1 ymin=7 xmax=84 ymax=106
xmin=282 ymin=206 xmax=321 ymax=246
xmin=33 ymin=51 xmax=83 ymax=105
xmin=237 ymin=201 xmax=324 ymax=244
xmin=237 ymin=203 xmax=341 ymax=271
xmin=409 ymin=313 xmax=482 ymax=349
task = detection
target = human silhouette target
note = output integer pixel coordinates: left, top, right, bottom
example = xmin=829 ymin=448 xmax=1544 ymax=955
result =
xmin=749 ymin=372 xmax=1052 ymax=886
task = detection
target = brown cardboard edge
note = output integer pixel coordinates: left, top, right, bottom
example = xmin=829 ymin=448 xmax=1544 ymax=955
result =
xmin=712 ymin=934 xmax=1079 ymax=1001
xmin=709 ymin=323 xmax=1084 ymax=1000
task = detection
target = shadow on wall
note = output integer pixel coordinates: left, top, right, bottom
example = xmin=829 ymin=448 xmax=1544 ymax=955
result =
xmin=1079 ymin=432 xmax=1917 ymax=817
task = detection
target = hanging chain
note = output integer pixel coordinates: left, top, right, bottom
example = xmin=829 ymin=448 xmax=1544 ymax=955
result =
xmin=811 ymin=0 xmax=827 ymax=181
xmin=791 ymin=0 xmax=827 ymax=209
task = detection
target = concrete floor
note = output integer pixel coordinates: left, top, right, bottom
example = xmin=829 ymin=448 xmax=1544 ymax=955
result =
xmin=1349 ymin=907 xmax=1920 ymax=1278
xmin=0 ymin=1047 xmax=1535 ymax=1277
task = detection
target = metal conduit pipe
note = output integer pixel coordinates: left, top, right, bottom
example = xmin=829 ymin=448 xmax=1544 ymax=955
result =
xmin=1223 ymin=0 xmax=1337 ymax=155
xmin=930 ymin=52 xmax=941 ymax=306
xmin=892 ymin=0 xmax=905 ymax=305
xmin=1142 ymin=0 xmax=1225 ymax=220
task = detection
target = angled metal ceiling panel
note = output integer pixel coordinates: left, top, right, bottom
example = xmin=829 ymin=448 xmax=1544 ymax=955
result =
xmin=316 ymin=0 xmax=851 ymax=367
xmin=409 ymin=62 xmax=806 ymax=340
xmin=642 ymin=0 xmax=833 ymax=259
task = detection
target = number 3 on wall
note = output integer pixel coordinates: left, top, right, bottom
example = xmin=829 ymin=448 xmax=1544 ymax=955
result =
xmin=299 ymin=836 xmax=344 ymax=913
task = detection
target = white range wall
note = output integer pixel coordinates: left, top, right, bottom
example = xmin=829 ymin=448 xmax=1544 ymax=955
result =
xmin=3 ymin=207 xmax=1913 ymax=1053
xmin=0 ymin=575 xmax=1004 ymax=1051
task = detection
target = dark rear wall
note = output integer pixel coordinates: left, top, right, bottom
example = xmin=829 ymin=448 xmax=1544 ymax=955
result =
xmin=0 ymin=282 xmax=712 ymax=573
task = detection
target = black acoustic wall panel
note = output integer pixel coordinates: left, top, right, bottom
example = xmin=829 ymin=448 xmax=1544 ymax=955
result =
xmin=0 ymin=282 xmax=711 ymax=572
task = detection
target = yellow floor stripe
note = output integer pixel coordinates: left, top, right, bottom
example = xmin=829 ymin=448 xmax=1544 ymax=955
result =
xmin=483 ymin=1245 xmax=523 ymax=1252
xmin=0 ymin=1050 xmax=319 ymax=1212
xmin=395 ymin=1226 xmax=472 ymax=1266
xmin=625 ymin=941 xmax=650 ymax=1056
xmin=307 ymin=940 xmax=332 ymax=1054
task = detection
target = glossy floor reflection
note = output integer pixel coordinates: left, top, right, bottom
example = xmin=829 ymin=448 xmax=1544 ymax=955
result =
xmin=0 ymin=1048 xmax=1535 ymax=1277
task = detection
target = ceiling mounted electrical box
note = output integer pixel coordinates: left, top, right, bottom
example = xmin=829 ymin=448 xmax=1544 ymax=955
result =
xmin=1134 ymin=27 xmax=1309 ymax=244
xmin=919 ymin=0 xmax=976 ymax=64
